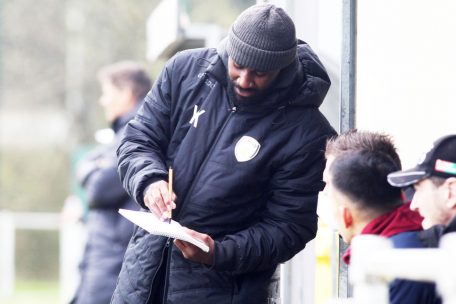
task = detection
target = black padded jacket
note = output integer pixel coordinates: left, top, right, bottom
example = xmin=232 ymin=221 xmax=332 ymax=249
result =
xmin=112 ymin=41 xmax=336 ymax=304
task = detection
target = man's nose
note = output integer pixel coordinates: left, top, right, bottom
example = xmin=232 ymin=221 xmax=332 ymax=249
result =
xmin=237 ymin=70 xmax=253 ymax=89
xmin=410 ymin=198 xmax=418 ymax=211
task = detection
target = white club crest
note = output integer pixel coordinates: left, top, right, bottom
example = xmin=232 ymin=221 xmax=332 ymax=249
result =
xmin=234 ymin=136 xmax=261 ymax=162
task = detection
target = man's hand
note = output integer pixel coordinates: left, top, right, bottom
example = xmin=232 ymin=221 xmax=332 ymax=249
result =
xmin=174 ymin=227 xmax=215 ymax=266
xmin=144 ymin=180 xmax=176 ymax=220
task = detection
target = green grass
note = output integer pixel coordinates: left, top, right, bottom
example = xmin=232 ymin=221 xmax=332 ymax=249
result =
xmin=0 ymin=281 xmax=59 ymax=304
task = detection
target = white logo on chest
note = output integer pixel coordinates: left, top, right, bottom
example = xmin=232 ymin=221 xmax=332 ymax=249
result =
xmin=189 ymin=105 xmax=206 ymax=128
xmin=234 ymin=136 xmax=261 ymax=162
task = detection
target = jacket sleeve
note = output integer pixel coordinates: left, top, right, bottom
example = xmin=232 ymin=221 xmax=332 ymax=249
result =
xmin=116 ymin=57 xmax=177 ymax=208
xmin=212 ymin=135 xmax=328 ymax=274
xmin=83 ymin=164 xmax=130 ymax=209
xmin=77 ymin=145 xmax=129 ymax=209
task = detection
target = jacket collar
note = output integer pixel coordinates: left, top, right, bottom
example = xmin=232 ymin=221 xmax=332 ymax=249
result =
xmin=343 ymin=203 xmax=423 ymax=264
xmin=444 ymin=215 xmax=456 ymax=234
xmin=111 ymin=102 xmax=142 ymax=133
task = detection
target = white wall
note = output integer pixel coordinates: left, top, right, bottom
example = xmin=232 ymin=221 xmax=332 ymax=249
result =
xmin=290 ymin=0 xmax=342 ymax=130
xmin=268 ymin=1 xmax=456 ymax=303
xmin=270 ymin=1 xmax=343 ymax=303
xmin=357 ymin=1 xmax=456 ymax=166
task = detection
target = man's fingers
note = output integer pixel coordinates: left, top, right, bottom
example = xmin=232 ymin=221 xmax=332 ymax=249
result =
xmin=173 ymin=229 xmax=214 ymax=265
xmin=174 ymin=239 xmax=186 ymax=251
xmin=144 ymin=196 xmax=160 ymax=217
xmin=143 ymin=180 xmax=177 ymax=220
xmin=149 ymin=202 xmax=162 ymax=218
xmin=174 ymin=239 xmax=199 ymax=259
xmin=144 ymin=182 xmax=167 ymax=217
xmin=150 ymin=187 xmax=168 ymax=213
xmin=158 ymin=182 xmax=176 ymax=211
xmin=171 ymin=195 xmax=177 ymax=209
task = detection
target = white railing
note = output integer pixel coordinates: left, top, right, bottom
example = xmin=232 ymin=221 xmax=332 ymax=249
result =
xmin=0 ymin=208 xmax=317 ymax=304
xmin=0 ymin=210 xmax=85 ymax=303
xmin=333 ymin=232 xmax=456 ymax=304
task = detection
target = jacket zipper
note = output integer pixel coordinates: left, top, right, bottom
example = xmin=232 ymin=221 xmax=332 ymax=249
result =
xmin=146 ymin=238 xmax=172 ymax=303
xmin=162 ymin=238 xmax=172 ymax=303
xmin=148 ymin=96 xmax=237 ymax=303
xmin=174 ymin=105 xmax=237 ymax=220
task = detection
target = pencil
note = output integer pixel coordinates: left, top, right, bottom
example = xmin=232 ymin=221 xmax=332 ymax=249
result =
xmin=168 ymin=167 xmax=173 ymax=223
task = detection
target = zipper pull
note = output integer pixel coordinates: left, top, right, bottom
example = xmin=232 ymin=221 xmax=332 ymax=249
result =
xmin=165 ymin=238 xmax=172 ymax=247
xmin=231 ymin=106 xmax=237 ymax=112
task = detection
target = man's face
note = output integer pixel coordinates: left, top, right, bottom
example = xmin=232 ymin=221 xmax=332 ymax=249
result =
xmin=99 ymin=81 xmax=133 ymax=123
xmin=320 ymin=155 xmax=355 ymax=244
xmin=227 ymin=57 xmax=280 ymax=103
xmin=410 ymin=178 xmax=451 ymax=228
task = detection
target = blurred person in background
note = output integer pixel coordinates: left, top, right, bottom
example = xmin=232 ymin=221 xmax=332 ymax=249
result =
xmin=388 ymin=134 xmax=456 ymax=247
xmin=112 ymin=3 xmax=336 ymax=304
xmin=69 ymin=61 xmax=152 ymax=304
xmin=320 ymin=131 xmax=440 ymax=304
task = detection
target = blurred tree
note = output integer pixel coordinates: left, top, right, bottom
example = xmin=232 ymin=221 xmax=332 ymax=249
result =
xmin=0 ymin=0 xmax=160 ymax=212
xmin=187 ymin=0 xmax=254 ymax=28
xmin=0 ymin=0 xmax=159 ymax=282
xmin=1 ymin=0 xmax=66 ymax=110
xmin=0 ymin=0 xmax=257 ymax=212
xmin=66 ymin=0 xmax=160 ymax=140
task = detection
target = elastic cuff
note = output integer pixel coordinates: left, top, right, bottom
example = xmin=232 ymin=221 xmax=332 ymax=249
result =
xmin=212 ymin=239 xmax=239 ymax=271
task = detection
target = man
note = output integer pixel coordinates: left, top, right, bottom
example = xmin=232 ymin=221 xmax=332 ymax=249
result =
xmin=112 ymin=3 xmax=336 ymax=304
xmin=323 ymin=130 xmax=402 ymax=185
xmin=388 ymin=134 xmax=456 ymax=246
xmin=321 ymin=131 xmax=440 ymax=304
xmin=318 ymin=130 xmax=403 ymax=225
xmin=71 ymin=61 xmax=152 ymax=304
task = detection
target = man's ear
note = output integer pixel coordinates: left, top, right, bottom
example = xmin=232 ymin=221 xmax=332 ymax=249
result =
xmin=342 ymin=206 xmax=353 ymax=228
xmin=445 ymin=177 xmax=456 ymax=209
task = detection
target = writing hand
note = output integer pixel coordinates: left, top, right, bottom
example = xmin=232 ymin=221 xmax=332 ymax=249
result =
xmin=174 ymin=227 xmax=215 ymax=265
xmin=144 ymin=180 xmax=176 ymax=220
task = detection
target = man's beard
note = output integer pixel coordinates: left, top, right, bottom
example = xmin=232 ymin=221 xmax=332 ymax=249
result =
xmin=227 ymin=79 xmax=264 ymax=104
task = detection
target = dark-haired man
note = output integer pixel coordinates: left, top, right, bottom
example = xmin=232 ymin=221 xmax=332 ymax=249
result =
xmin=321 ymin=131 xmax=440 ymax=304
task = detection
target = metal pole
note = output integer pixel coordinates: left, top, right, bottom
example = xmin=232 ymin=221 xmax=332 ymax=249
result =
xmin=340 ymin=0 xmax=357 ymax=133
xmin=338 ymin=0 xmax=357 ymax=299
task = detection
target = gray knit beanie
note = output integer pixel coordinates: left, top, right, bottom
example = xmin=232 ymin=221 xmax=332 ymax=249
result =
xmin=226 ymin=3 xmax=297 ymax=72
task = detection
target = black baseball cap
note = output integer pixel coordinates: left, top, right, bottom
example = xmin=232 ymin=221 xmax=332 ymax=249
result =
xmin=388 ymin=134 xmax=456 ymax=187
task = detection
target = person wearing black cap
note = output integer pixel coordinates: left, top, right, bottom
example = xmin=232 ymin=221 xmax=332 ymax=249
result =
xmin=111 ymin=3 xmax=336 ymax=304
xmin=388 ymin=135 xmax=456 ymax=244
